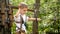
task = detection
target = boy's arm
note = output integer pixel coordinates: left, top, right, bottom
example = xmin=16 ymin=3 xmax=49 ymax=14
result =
xmin=28 ymin=18 xmax=41 ymax=21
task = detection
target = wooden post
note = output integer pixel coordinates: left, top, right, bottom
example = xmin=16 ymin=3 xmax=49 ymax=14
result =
xmin=0 ymin=0 xmax=13 ymax=34
xmin=0 ymin=0 xmax=6 ymax=34
xmin=33 ymin=0 xmax=40 ymax=34
xmin=8 ymin=5 xmax=13 ymax=34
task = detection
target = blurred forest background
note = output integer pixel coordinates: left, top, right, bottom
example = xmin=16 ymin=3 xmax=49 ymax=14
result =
xmin=10 ymin=0 xmax=60 ymax=34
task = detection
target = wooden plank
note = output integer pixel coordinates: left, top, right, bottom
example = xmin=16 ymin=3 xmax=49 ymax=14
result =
xmin=0 ymin=5 xmax=34 ymax=12
xmin=8 ymin=5 xmax=34 ymax=12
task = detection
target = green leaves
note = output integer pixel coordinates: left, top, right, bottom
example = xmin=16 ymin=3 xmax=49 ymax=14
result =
xmin=11 ymin=0 xmax=60 ymax=34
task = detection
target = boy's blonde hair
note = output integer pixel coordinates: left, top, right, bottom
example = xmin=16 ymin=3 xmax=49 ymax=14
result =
xmin=18 ymin=2 xmax=28 ymax=9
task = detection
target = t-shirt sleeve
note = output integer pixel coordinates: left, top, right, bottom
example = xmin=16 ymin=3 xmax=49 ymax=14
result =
xmin=26 ymin=16 xmax=29 ymax=22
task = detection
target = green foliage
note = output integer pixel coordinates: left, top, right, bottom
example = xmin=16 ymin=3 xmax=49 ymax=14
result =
xmin=10 ymin=0 xmax=60 ymax=34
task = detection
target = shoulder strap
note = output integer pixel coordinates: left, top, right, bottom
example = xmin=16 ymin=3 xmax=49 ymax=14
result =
xmin=20 ymin=15 xmax=24 ymax=24
xmin=20 ymin=15 xmax=24 ymax=33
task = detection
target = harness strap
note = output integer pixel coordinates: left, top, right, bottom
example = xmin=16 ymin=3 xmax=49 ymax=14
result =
xmin=16 ymin=26 xmax=21 ymax=31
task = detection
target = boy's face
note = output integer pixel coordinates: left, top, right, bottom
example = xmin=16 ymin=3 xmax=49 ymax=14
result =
xmin=20 ymin=8 xmax=28 ymax=14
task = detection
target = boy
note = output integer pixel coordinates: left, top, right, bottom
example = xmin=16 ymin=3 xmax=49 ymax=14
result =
xmin=14 ymin=2 xmax=40 ymax=34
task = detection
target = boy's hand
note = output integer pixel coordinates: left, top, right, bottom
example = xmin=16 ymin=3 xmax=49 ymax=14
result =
xmin=28 ymin=18 xmax=41 ymax=21
xmin=37 ymin=18 xmax=41 ymax=21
